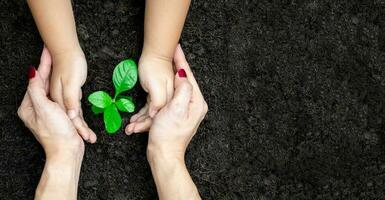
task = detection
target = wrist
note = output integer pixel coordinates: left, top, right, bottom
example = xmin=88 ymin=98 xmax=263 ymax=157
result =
xmin=147 ymin=149 xmax=186 ymax=177
xmin=141 ymin=45 xmax=173 ymax=63
xmin=45 ymin=139 xmax=84 ymax=167
xmin=147 ymin=144 xmax=185 ymax=166
xmin=36 ymin=151 xmax=83 ymax=200
xmin=49 ymin=41 xmax=83 ymax=57
xmin=44 ymin=159 xmax=81 ymax=180
xmin=45 ymin=149 xmax=84 ymax=171
xmin=51 ymin=45 xmax=85 ymax=62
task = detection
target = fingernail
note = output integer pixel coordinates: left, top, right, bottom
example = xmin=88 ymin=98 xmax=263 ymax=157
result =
xmin=67 ymin=109 xmax=78 ymax=119
xmin=178 ymin=69 xmax=187 ymax=78
xmin=126 ymin=125 xmax=134 ymax=135
xmin=28 ymin=66 xmax=36 ymax=79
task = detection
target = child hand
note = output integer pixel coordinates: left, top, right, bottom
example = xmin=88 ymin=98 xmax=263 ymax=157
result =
xmin=49 ymin=48 xmax=97 ymax=143
xmin=125 ymin=44 xmax=202 ymax=135
xmin=124 ymin=55 xmax=174 ymax=134
xmin=138 ymin=55 xmax=175 ymax=117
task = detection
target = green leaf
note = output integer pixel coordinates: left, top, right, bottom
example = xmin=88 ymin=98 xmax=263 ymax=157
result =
xmin=113 ymin=59 xmax=137 ymax=96
xmin=88 ymin=91 xmax=113 ymax=108
xmin=116 ymin=97 xmax=135 ymax=113
xmin=117 ymin=95 xmax=133 ymax=102
xmin=91 ymin=105 xmax=104 ymax=115
xmin=103 ymin=104 xmax=122 ymax=134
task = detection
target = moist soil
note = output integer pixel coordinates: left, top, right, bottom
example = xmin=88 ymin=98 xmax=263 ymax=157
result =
xmin=1 ymin=0 xmax=385 ymax=199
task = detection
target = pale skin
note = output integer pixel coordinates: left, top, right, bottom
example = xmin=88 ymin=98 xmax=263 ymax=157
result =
xmin=126 ymin=0 xmax=191 ymax=134
xmin=18 ymin=47 xmax=84 ymax=200
xmin=18 ymin=46 xmax=206 ymax=200
xmin=27 ymin=0 xmax=192 ymax=138
xmin=147 ymin=45 xmax=207 ymax=200
xmin=27 ymin=0 xmax=96 ymax=143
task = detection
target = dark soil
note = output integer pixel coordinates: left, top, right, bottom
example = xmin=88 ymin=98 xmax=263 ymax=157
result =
xmin=1 ymin=0 xmax=385 ymax=199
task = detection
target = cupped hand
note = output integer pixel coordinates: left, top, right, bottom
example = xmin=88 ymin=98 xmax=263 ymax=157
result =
xmin=49 ymin=48 xmax=96 ymax=143
xmin=126 ymin=53 xmax=175 ymax=134
xmin=146 ymin=45 xmax=208 ymax=159
xmin=18 ymin=47 xmax=85 ymax=158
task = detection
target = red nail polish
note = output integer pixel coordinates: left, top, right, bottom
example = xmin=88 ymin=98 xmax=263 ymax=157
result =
xmin=178 ymin=69 xmax=186 ymax=78
xmin=28 ymin=66 xmax=36 ymax=79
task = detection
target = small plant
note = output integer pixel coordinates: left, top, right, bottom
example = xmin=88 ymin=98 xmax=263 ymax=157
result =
xmin=88 ymin=59 xmax=137 ymax=134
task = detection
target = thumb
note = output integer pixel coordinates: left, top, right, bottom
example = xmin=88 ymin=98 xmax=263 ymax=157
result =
xmin=169 ymin=69 xmax=193 ymax=116
xmin=147 ymin=79 xmax=168 ymax=117
xmin=63 ymin=80 xmax=81 ymax=119
xmin=27 ymin=67 xmax=50 ymax=109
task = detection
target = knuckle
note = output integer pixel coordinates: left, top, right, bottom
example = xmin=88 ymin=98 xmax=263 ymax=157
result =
xmin=198 ymin=100 xmax=208 ymax=120
xmin=202 ymin=101 xmax=208 ymax=114
xmin=27 ymin=85 xmax=34 ymax=94
xmin=17 ymin=107 xmax=24 ymax=119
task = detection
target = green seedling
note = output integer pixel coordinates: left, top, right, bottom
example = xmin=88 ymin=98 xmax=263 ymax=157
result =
xmin=88 ymin=59 xmax=137 ymax=134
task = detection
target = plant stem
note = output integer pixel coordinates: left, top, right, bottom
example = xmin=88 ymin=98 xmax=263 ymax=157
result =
xmin=113 ymin=92 xmax=119 ymax=101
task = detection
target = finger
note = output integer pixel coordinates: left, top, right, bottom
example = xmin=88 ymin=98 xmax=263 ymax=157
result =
xmin=88 ymin=128 xmax=97 ymax=143
xmin=63 ymin=80 xmax=82 ymax=118
xmin=79 ymin=89 xmax=82 ymax=100
xmin=169 ymin=71 xmax=193 ymax=117
xmin=136 ymin=114 xmax=149 ymax=123
xmin=173 ymin=44 xmax=187 ymax=68
xmin=166 ymin=78 xmax=174 ymax=102
xmin=126 ymin=114 xmax=149 ymax=135
xmin=130 ymin=112 xmax=145 ymax=123
xmin=130 ymin=104 xmax=149 ymax=123
xmin=71 ymin=116 xmax=91 ymax=142
xmin=173 ymin=44 xmax=201 ymax=91
xmin=62 ymin=82 xmax=93 ymax=141
xmin=173 ymin=44 xmax=204 ymax=100
xmin=38 ymin=46 xmax=52 ymax=80
xmin=80 ymin=109 xmax=97 ymax=143
xmin=37 ymin=46 xmax=52 ymax=93
xmin=147 ymin=80 xmax=168 ymax=118
xmin=19 ymin=93 xmax=32 ymax=111
xmin=50 ymin=79 xmax=65 ymax=108
xmin=18 ymin=93 xmax=34 ymax=123
xmin=125 ymin=123 xmax=135 ymax=135
xmin=132 ymin=117 xmax=152 ymax=133
xmin=27 ymin=67 xmax=51 ymax=111
xmin=63 ymin=82 xmax=96 ymax=143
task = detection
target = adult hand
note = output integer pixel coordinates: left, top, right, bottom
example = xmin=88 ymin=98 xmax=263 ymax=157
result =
xmin=49 ymin=48 xmax=97 ymax=143
xmin=146 ymin=45 xmax=207 ymax=200
xmin=18 ymin=47 xmax=84 ymax=200
xmin=147 ymin=44 xmax=208 ymax=158
xmin=126 ymin=44 xmax=208 ymax=137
